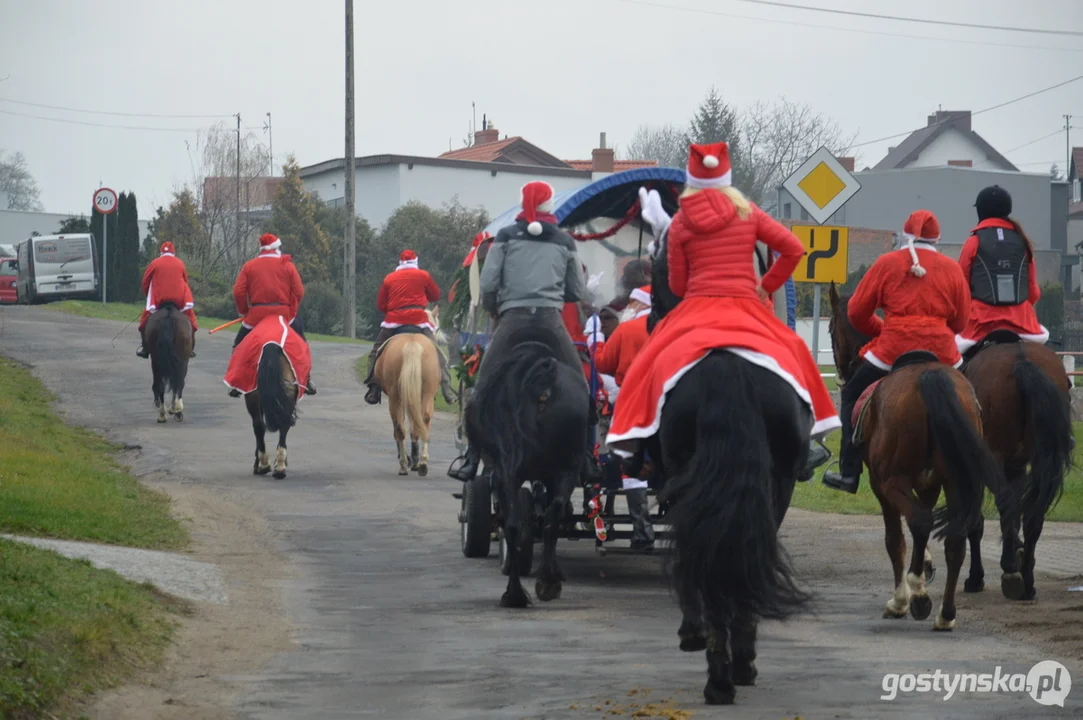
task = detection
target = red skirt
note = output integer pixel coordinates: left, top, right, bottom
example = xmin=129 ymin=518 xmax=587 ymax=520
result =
xmin=224 ymin=315 xmax=312 ymax=399
xmin=605 ymin=296 xmax=840 ymax=454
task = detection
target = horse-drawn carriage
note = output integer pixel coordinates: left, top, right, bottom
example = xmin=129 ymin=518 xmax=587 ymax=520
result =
xmin=448 ymin=167 xmax=798 ymax=569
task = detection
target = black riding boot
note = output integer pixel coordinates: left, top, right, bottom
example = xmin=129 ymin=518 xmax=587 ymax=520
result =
xmin=363 ymin=350 xmax=381 ymax=405
xmin=450 ymin=445 xmax=480 ymax=482
xmin=136 ymin=328 xmax=150 ymax=358
xmin=799 ymin=441 xmax=831 ymax=482
xmin=823 ymin=362 xmax=887 ymax=494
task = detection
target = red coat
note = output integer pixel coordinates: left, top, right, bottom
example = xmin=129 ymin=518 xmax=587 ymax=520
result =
xmin=143 ymin=254 xmax=193 ymax=312
xmin=224 ymin=315 xmax=312 ymax=398
xmin=562 ymin=302 xmax=585 ymax=343
xmin=956 ymin=218 xmax=1046 ymax=344
xmin=668 ymin=191 xmax=804 ymax=301
xmin=233 ymin=250 xmax=304 ymax=328
xmin=594 ymin=312 xmax=649 ymax=386
xmin=378 ymin=266 xmax=440 ymax=327
xmin=848 ymin=246 xmax=970 ymax=369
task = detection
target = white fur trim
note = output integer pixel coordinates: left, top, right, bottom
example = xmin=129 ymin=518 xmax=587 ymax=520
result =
xmin=260 ymin=238 xmax=282 ymax=251
xmin=527 ymin=221 xmax=543 ymax=236
xmin=862 ymin=350 xmax=892 ymax=371
xmin=703 ymin=155 xmax=719 ymax=169
xmin=381 ymin=321 xmax=434 ymax=331
xmin=956 ymin=326 xmax=1051 ymax=352
xmin=629 ymin=288 xmax=652 ymax=306
xmin=955 ymin=335 xmax=978 ymax=353
xmin=685 ymin=168 xmax=732 ymax=189
xmin=903 ymin=232 xmax=940 ymax=244
xmin=647 ymin=240 xmax=657 ymax=256
xmin=396 ymin=259 xmax=419 ymax=270
xmin=538 ymin=199 xmax=555 ymax=213
xmin=622 ymin=477 xmax=649 ymax=490
xmin=257 ymin=250 xmax=282 ymax=258
xmin=634 ymin=308 xmax=651 ymax=320
xmin=160 ymin=252 xmax=175 ymax=257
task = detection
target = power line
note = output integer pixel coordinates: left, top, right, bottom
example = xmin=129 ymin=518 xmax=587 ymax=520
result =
xmin=0 ymin=96 xmax=231 ymax=119
xmin=851 ymin=74 xmax=1083 ymax=149
xmin=610 ymin=0 xmax=1083 ymax=52
xmin=0 ymin=107 xmax=205 ymax=132
xmin=1006 ymin=128 xmax=1076 ymax=154
xmin=735 ymin=0 xmax=1083 ymax=37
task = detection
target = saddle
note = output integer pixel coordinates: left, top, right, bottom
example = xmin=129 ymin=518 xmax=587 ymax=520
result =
xmin=961 ymin=329 xmax=1021 ymax=364
xmin=852 ymin=350 xmax=939 ymax=445
xmin=373 ymin=325 xmax=428 ymax=362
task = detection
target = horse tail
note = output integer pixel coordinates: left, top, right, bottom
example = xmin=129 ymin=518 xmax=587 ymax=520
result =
xmin=1013 ymin=355 xmax=1071 ymax=521
xmin=257 ymin=344 xmax=293 ymax=433
xmin=398 ymin=340 xmax=426 ymax=439
xmin=156 ymin=306 xmax=183 ymax=394
xmin=664 ymin=354 xmax=809 ymax=621
xmin=918 ymin=368 xmax=998 ymax=539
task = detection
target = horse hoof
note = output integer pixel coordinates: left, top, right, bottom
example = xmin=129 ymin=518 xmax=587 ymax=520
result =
xmin=1002 ymin=572 xmax=1026 ymax=601
xmin=535 ymin=580 xmax=562 ymax=602
xmin=883 ymin=606 xmax=908 ymax=619
xmin=964 ymin=577 xmax=985 ymax=593
xmin=732 ymin=662 xmax=757 ymax=687
xmin=500 ymin=588 xmax=532 ymax=609
xmin=932 ymin=615 xmax=955 ymax=632
xmin=254 ymin=466 xmax=271 ymax=476
xmin=173 ymin=413 xmax=183 ymax=423
xmin=272 ymin=470 xmax=286 ymax=480
xmin=704 ymin=682 xmax=736 ymax=706
xmin=398 ymin=468 xmax=409 ymax=476
xmin=1023 ymin=587 xmax=1037 ymax=601
xmin=415 ymin=463 xmax=428 ymax=477
xmin=910 ymin=593 xmax=933 ymax=621
xmin=680 ymin=635 xmax=708 ymax=652
xmin=157 ymin=416 xmax=168 ymax=424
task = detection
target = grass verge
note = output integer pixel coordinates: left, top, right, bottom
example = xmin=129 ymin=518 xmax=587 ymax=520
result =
xmin=43 ymin=300 xmax=363 ymax=345
xmin=793 ymin=422 xmax=1083 ymax=522
xmin=0 ymin=357 xmax=187 ymax=549
xmin=0 ymin=539 xmax=189 ymax=718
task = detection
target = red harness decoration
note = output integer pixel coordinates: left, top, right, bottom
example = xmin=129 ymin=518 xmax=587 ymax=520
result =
xmin=585 ymin=489 xmax=608 ymax=543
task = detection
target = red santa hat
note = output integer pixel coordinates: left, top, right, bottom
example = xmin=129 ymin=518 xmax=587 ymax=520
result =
xmin=686 ymin=142 xmax=732 ymax=189
xmin=259 ymin=233 xmax=282 ymax=251
xmin=398 ymin=249 xmax=419 ymax=269
xmin=901 ymin=209 xmax=940 ymax=278
xmin=160 ymin=241 xmax=175 ymax=256
xmin=629 ymin=285 xmax=652 ymax=307
xmin=462 ymin=231 xmax=492 ymax=268
xmin=520 ymin=181 xmax=555 ymax=236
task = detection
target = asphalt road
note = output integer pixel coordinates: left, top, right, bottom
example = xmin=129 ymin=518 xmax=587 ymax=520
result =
xmin=0 ymin=306 xmax=1078 ymax=720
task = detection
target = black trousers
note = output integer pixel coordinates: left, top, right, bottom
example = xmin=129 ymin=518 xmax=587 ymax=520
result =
xmin=837 ymin=360 xmax=889 ymax=477
xmin=233 ymin=315 xmax=306 ymax=348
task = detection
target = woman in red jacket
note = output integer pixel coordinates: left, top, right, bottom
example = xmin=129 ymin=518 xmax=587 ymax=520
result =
xmin=606 ymin=141 xmax=840 ymax=459
xmin=955 ymin=185 xmax=1048 ymax=354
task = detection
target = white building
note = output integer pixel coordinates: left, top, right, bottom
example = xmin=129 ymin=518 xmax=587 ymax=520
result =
xmin=0 ymin=209 xmax=149 ymax=247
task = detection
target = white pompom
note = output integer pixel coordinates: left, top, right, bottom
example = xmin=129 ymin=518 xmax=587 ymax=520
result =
xmin=703 ymin=155 xmax=720 ymax=169
xmin=910 ymin=264 xmax=927 ymax=278
xmin=527 ymin=221 xmax=542 ymax=236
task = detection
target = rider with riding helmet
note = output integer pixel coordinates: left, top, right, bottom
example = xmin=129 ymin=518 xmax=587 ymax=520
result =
xmin=137 ymin=241 xmax=199 ymax=358
xmin=448 ymin=180 xmax=591 ymax=482
xmin=228 ymin=233 xmax=316 ymax=396
xmin=955 ymin=185 xmax=1049 ymax=355
xmin=822 ymin=209 xmax=971 ymax=495
xmin=363 ymin=249 xmax=456 ymax=405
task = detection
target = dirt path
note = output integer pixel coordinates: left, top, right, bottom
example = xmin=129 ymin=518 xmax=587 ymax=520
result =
xmin=1 ymin=305 xmax=1079 ymax=719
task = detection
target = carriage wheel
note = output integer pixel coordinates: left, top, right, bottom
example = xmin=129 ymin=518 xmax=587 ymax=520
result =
xmin=499 ymin=486 xmax=535 ymax=577
xmin=461 ymin=472 xmax=492 ymax=558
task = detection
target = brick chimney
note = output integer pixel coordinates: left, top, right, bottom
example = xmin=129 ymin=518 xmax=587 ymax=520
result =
xmin=948 ymin=159 xmax=973 ymax=167
xmin=837 ymin=156 xmax=855 ymax=172
xmin=473 ymin=115 xmax=500 ymax=146
xmin=927 ymin=110 xmax=972 ymax=133
xmin=592 ymin=132 xmax=615 ymax=173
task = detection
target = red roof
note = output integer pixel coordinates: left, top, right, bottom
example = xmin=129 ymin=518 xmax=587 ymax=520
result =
xmin=563 ymin=159 xmax=659 ymax=171
xmin=440 ymin=137 xmax=524 ymax=162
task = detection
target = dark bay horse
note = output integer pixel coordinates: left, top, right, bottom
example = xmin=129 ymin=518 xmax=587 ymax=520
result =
xmin=145 ymin=302 xmax=193 ymax=423
xmin=245 ymin=345 xmax=298 ymax=479
xmin=960 ymin=336 xmax=1072 ymax=601
xmin=827 ymin=284 xmax=1004 ymax=631
xmin=463 ymin=327 xmax=591 ymax=609
xmin=645 ymin=236 xmax=811 ymax=706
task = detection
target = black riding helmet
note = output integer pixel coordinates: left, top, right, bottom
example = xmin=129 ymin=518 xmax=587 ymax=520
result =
xmin=975 ymin=185 xmax=1012 ymax=221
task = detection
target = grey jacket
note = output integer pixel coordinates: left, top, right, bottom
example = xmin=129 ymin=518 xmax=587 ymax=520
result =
xmin=480 ymin=220 xmax=585 ymax=315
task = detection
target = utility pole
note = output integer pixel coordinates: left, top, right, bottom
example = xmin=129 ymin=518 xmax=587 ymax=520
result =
xmin=344 ymin=0 xmax=357 ymax=338
xmin=236 ymin=113 xmax=242 ymax=260
xmin=264 ymin=112 xmax=274 ymax=176
xmin=1066 ymin=114 xmax=1073 ymax=181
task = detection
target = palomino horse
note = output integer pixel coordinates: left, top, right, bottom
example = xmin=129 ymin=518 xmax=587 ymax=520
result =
xmin=960 ymin=335 xmax=1072 ymax=601
xmin=145 ymin=302 xmax=193 ymax=423
xmin=245 ymin=345 xmax=298 ymax=479
xmin=827 ymin=284 xmax=1003 ymax=631
xmin=645 ymin=237 xmax=811 ymax=706
xmin=373 ymin=329 xmax=441 ymax=476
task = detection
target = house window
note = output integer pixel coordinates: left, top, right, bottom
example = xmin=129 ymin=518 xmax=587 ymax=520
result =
xmin=1074 ymin=179 xmax=1081 ymax=203
xmin=800 ymin=208 xmax=809 ymax=222
xmin=783 ymin=202 xmax=792 ymax=219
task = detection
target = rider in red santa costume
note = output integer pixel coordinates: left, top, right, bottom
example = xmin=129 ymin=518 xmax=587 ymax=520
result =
xmin=363 ymin=249 xmax=456 ymax=405
xmin=955 ymin=185 xmax=1049 ymax=354
xmin=822 ymin=209 xmax=971 ymax=494
xmin=606 ymin=142 xmax=840 ymax=462
xmin=137 ymin=241 xmax=199 ymax=358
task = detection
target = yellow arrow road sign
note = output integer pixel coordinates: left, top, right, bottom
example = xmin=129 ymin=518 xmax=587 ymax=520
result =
xmin=790 ymin=225 xmax=849 ymax=284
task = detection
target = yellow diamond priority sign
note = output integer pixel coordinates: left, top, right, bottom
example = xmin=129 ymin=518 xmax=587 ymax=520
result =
xmin=782 ymin=147 xmax=861 ymax=225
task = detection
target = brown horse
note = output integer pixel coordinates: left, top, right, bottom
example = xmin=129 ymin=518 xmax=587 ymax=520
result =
xmin=145 ymin=303 xmax=193 ymax=423
xmin=245 ymin=345 xmax=298 ymax=479
xmin=959 ymin=336 xmax=1072 ymax=601
xmin=374 ymin=331 xmax=441 ymax=476
xmin=827 ymin=284 xmax=1003 ymax=631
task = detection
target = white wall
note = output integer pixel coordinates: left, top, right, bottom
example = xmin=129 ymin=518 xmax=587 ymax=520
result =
xmin=795 ymin=318 xmax=834 ymax=366
xmin=900 ymin=127 xmax=1003 ymax=171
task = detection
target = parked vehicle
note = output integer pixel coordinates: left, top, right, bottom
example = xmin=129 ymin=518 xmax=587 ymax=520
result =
xmin=0 ymin=257 xmax=17 ymax=304
xmin=16 ymin=234 xmax=99 ymax=304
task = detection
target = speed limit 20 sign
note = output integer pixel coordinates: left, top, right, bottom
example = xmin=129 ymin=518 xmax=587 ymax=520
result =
xmin=93 ymin=187 xmax=118 ymax=215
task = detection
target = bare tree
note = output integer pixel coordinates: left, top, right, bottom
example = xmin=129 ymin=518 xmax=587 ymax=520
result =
xmin=0 ymin=150 xmax=44 ymax=211
xmin=740 ymin=97 xmax=859 ymax=211
xmin=622 ymin=123 xmax=687 ymax=168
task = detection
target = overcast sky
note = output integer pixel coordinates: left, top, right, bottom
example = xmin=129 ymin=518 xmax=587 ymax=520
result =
xmin=1 ymin=0 xmax=1081 ymax=217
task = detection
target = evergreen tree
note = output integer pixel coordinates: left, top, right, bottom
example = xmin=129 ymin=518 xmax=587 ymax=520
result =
xmin=262 ymin=156 xmax=333 ymax=285
xmin=90 ymin=201 xmax=120 ymax=301
xmin=686 ymin=86 xmax=746 ymax=187
xmin=116 ymin=192 xmax=141 ymax=302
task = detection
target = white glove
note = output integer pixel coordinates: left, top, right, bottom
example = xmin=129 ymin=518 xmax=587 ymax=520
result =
xmin=587 ymin=271 xmax=604 ymax=293
xmin=639 ymin=187 xmax=672 ymax=238
xmin=582 ymin=313 xmax=602 ymax=339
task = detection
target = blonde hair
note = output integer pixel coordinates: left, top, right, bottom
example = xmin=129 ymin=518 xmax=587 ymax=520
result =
xmin=680 ymin=185 xmax=752 ymax=220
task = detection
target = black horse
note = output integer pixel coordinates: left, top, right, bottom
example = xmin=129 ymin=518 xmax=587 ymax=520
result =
xmin=463 ymin=326 xmax=592 ymax=608
xmin=146 ymin=302 xmax=193 ymax=423
xmin=644 ymin=236 xmax=812 ymax=706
